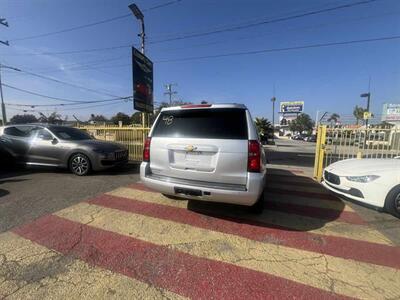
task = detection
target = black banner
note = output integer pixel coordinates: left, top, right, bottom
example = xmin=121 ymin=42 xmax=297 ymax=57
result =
xmin=132 ymin=47 xmax=153 ymax=113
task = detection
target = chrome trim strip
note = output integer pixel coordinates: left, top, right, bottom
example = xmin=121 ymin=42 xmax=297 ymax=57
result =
xmin=146 ymin=173 xmax=247 ymax=191
xmin=25 ymin=162 xmax=58 ymax=167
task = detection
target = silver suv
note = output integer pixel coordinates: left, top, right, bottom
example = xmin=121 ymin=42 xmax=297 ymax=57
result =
xmin=140 ymin=103 xmax=266 ymax=211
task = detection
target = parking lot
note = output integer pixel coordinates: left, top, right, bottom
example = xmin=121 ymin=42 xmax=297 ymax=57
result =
xmin=1 ymin=139 xmax=400 ymax=299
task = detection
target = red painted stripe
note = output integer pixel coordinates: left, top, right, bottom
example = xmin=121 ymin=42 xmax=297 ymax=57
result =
xmin=88 ymin=194 xmax=400 ymax=270
xmin=127 ymin=182 xmax=155 ymax=192
xmin=265 ymin=201 xmax=366 ymax=225
xmin=268 ymin=188 xmax=340 ymax=201
xmin=12 ymin=215 xmax=345 ymax=300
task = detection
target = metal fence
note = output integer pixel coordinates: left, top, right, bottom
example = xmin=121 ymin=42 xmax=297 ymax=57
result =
xmin=314 ymin=125 xmax=400 ymax=181
xmin=76 ymin=124 xmax=151 ymax=161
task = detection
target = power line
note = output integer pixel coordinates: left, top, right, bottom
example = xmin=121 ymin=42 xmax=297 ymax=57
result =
xmin=6 ymin=97 xmax=129 ymax=107
xmin=9 ymin=0 xmax=183 ymax=42
xmin=148 ymin=0 xmax=381 ymax=44
xmin=155 ymin=35 xmax=400 ymax=63
xmin=0 ymin=44 xmax=132 ymax=57
xmin=19 ymin=34 xmax=398 ymax=70
xmin=22 ymin=55 xmax=127 ymax=74
xmin=1 ymin=0 xmax=381 ymax=57
xmin=8 ymin=99 xmax=128 ymax=112
xmin=2 ymin=83 xmax=130 ymax=103
xmin=11 ymin=67 xmax=122 ymax=98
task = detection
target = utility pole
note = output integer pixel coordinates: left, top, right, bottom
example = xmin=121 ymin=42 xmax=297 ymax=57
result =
xmin=0 ymin=64 xmax=21 ymax=125
xmin=271 ymin=96 xmax=276 ymax=143
xmin=0 ymin=17 xmax=9 ymax=46
xmin=164 ymin=83 xmax=177 ymax=106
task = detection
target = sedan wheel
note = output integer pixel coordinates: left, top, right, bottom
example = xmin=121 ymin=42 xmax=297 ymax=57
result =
xmin=70 ymin=154 xmax=91 ymax=176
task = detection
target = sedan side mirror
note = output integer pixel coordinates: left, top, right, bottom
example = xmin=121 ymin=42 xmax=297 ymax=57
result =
xmin=51 ymin=138 xmax=58 ymax=145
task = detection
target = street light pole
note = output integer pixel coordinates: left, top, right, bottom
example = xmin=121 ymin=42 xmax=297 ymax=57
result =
xmin=0 ymin=64 xmax=21 ymax=125
xmin=129 ymin=3 xmax=147 ymax=127
xmin=0 ymin=66 xmax=6 ymax=125
xmin=271 ymin=96 xmax=276 ymax=143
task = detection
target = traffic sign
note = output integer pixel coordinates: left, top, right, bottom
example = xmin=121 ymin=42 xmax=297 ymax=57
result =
xmin=363 ymin=111 xmax=372 ymax=120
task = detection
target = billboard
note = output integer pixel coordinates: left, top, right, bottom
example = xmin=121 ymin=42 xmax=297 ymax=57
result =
xmin=132 ymin=47 xmax=153 ymax=113
xmin=382 ymin=103 xmax=400 ymax=122
xmin=279 ymin=113 xmax=298 ymax=126
xmin=280 ymin=101 xmax=304 ymax=114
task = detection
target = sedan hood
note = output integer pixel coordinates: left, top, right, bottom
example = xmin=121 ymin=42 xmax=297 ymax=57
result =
xmin=326 ymin=158 xmax=400 ymax=175
xmin=77 ymin=139 xmax=126 ymax=152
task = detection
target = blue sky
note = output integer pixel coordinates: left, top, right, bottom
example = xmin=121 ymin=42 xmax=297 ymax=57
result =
xmin=1 ymin=0 xmax=399 ymax=123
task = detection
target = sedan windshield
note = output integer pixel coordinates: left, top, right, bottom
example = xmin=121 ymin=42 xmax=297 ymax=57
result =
xmin=49 ymin=127 xmax=92 ymax=140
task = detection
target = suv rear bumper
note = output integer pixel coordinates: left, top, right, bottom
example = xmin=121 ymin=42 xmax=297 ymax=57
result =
xmin=140 ymin=162 xmax=265 ymax=206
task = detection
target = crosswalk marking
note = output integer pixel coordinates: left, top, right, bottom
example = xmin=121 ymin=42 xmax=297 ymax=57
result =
xmin=53 ymin=201 xmax=400 ymax=299
xmin=110 ymin=187 xmax=392 ymax=245
xmin=0 ymin=232 xmax=185 ymax=300
xmin=13 ymin=215 xmax=343 ymax=299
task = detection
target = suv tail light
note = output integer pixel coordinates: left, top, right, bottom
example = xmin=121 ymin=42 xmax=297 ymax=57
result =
xmin=248 ymin=140 xmax=261 ymax=172
xmin=143 ymin=137 xmax=151 ymax=162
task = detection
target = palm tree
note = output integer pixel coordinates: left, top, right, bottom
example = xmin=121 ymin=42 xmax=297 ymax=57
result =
xmin=255 ymin=117 xmax=273 ymax=136
xmin=353 ymin=105 xmax=366 ymax=125
xmin=327 ymin=113 xmax=340 ymax=127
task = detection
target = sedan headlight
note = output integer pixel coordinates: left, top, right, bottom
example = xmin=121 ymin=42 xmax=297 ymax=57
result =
xmin=93 ymin=149 xmax=112 ymax=158
xmin=346 ymin=175 xmax=380 ymax=183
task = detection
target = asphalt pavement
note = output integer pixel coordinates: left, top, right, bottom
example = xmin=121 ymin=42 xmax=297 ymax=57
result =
xmin=1 ymin=139 xmax=400 ymax=298
xmin=0 ymin=164 xmax=140 ymax=233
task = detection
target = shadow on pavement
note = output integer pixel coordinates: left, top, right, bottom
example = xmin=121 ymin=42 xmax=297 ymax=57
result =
xmin=265 ymin=148 xmax=315 ymax=168
xmin=0 ymin=189 xmax=9 ymax=197
xmin=0 ymin=162 xmax=140 ymax=179
xmin=188 ymin=169 xmax=345 ymax=232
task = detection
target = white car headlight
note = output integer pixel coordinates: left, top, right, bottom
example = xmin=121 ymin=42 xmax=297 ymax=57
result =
xmin=346 ymin=175 xmax=380 ymax=183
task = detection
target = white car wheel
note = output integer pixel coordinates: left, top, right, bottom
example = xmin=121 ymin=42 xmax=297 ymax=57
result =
xmin=385 ymin=185 xmax=400 ymax=219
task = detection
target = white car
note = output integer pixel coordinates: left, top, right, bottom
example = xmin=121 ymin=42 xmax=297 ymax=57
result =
xmin=140 ymin=103 xmax=267 ymax=213
xmin=322 ymin=158 xmax=400 ymax=218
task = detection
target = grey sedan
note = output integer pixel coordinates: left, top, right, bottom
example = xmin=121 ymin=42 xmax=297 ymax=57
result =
xmin=0 ymin=124 xmax=128 ymax=175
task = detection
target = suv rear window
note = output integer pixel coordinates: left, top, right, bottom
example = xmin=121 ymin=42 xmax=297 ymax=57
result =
xmin=152 ymin=108 xmax=248 ymax=139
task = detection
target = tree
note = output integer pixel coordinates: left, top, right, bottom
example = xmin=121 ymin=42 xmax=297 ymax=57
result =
xmin=131 ymin=112 xmax=142 ymax=124
xmin=254 ymin=117 xmax=273 ymax=136
xmin=9 ymin=114 xmax=38 ymax=124
xmin=327 ymin=113 xmax=340 ymax=127
xmin=90 ymin=114 xmax=108 ymax=123
xmin=111 ymin=112 xmax=131 ymax=125
xmin=38 ymin=112 xmax=65 ymax=124
xmin=289 ymin=113 xmax=314 ymax=134
xmin=353 ymin=105 xmax=366 ymax=125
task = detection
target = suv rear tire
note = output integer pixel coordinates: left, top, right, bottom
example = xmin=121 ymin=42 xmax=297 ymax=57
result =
xmin=249 ymin=191 xmax=265 ymax=214
xmin=385 ymin=185 xmax=400 ymax=219
xmin=69 ymin=153 xmax=91 ymax=176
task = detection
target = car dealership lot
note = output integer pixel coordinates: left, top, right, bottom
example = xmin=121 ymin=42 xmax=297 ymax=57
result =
xmin=1 ymin=141 xmax=400 ymax=299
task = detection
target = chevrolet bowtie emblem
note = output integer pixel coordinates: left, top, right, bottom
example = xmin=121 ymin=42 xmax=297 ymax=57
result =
xmin=185 ymin=145 xmax=197 ymax=152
